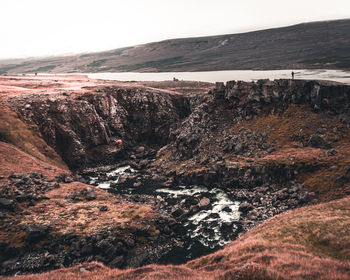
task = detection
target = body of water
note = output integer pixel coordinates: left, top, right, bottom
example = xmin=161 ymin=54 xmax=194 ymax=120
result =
xmin=87 ymin=69 xmax=350 ymax=84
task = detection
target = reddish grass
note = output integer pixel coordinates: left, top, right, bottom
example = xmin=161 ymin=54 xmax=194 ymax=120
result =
xmin=25 ymin=182 xmax=157 ymax=235
xmin=0 ymin=141 xmax=68 ymax=179
xmin=0 ymin=180 xmax=159 ymax=249
xmin=0 ymin=106 xmax=68 ymax=172
xmin=0 ymin=75 xmax=98 ymax=97
xmin=0 ymin=75 xmax=211 ymax=100
xmin=5 ymin=196 xmax=350 ymax=280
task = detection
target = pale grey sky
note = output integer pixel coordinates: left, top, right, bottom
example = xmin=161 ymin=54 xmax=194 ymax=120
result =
xmin=1 ymin=0 xmax=349 ymax=59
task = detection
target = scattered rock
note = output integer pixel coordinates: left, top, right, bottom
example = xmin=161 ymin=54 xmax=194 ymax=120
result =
xmin=247 ymin=209 xmax=258 ymax=219
xmin=198 ymin=197 xmax=210 ymax=208
xmin=25 ymin=224 xmax=50 ymax=244
xmin=336 ymin=174 xmax=348 ymax=182
xmin=325 ymin=149 xmax=337 ymax=157
xmin=307 ymin=134 xmax=331 ymax=149
xmin=0 ymin=198 xmax=15 ymax=211
xmin=82 ymin=188 xmax=97 ymax=201
xmin=109 ymin=255 xmax=124 ymax=268
xmin=135 ymin=146 xmax=145 ymax=153
xmin=329 ymin=165 xmax=338 ymax=171
xmin=171 ymin=208 xmax=184 ymax=218
xmin=133 ymin=181 xmax=142 ymax=188
xmin=79 ymin=267 xmax=89 ymax=273
xmin=99 ymin=205 xmax=108 ymax=212
xmin=239 ymin=202 xmax=254 ymax=213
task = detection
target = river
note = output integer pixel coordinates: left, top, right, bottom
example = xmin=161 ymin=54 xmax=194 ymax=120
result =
xmin=87 ymin=69 xmax=350 ymax=84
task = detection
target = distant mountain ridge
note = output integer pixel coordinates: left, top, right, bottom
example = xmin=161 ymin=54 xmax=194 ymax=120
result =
xmin=1 ymin=19 xmax=350 ymax=74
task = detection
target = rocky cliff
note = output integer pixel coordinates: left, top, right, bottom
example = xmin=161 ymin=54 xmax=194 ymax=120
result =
xmin=8 ymin=87 xmax=190 ymax=169
xmin=7 ymin=78 xmax=350 ymax=200
xmin=155 ymin=79 xmax=350 ymax=185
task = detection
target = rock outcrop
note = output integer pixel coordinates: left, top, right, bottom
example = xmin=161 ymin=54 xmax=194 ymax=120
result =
xmin=9 ymin=87 xmax=190 ymax=169
xmin=155 ymin=79 xmax=350 ymax=184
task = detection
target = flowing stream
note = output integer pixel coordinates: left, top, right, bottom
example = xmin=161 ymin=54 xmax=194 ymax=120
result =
xmin=87 ymin=165 xmax=241 ymax=262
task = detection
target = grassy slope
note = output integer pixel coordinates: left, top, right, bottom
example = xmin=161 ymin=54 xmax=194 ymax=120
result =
xmin=188 ymin=197 xmax=350 ymax=280
xmin=0 ymin=106 xmax=68 ymax=172
xmin=6 ymin=195 xmax=350 ymax=280
xmin=242 ymin=104 xmax=350 ymax=202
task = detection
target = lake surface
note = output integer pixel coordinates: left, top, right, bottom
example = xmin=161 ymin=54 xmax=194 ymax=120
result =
xmin=87 ymin=69 xmax=350 ymax=84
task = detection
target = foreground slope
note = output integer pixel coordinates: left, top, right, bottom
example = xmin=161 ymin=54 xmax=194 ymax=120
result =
xmin=6 ymin=196 xmax=350 ymax=280
xmin=1 ymin=19 xmax=350 ymax=74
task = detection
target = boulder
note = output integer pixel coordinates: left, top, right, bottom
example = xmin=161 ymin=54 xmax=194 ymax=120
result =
xmin=198 ymin=197 xmax=210 ymax=208
xmin=133 ymin=181 xmax=142 ymax=188
xmin=0 ymin=198 xmax=15 ymax=211
xmin=135 ymin=146 xmax=145 ymax=153
xmin=171 ymin=208 xmax=184 ymax=218
xmin=239 ymin=202 xmax=254 ymax=213
xmin=81 ymin=188 xmax=97 ymax=201
xmin=307 ymin=134 xmax=331 ymax=149
xmin=109 ymin=255 xmax=124 ymax=268
xmin=325 ymin=149 xmax=337 ymax=157
xmin=25 ymin=224 xmax=50 ymax=244
xmin=99 ymin=205 xmax=108 ymax=212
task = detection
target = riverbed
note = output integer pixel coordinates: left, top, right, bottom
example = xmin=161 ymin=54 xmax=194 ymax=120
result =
xmin=86 ymin=165 xmax=241 ymax=262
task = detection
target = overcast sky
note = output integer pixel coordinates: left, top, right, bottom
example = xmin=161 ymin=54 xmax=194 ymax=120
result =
xmin=1 ymin=0 xmax=349 ymax=59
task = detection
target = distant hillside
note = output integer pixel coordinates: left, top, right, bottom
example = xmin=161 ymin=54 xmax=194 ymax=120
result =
xmin=1 ymin=19 xmax=350 ymax=74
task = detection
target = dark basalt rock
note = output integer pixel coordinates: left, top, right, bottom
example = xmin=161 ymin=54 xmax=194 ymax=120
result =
xmin=0 ymin=198 xmax=15 ymax=211
xmin=66 ymin=188 xmax=97 ymax=202
xmin=10 ymin=87 xmax=191 ymax=169
xmin=307 ymin=134 xmax=331 ymax=149
xmin=99 ymin=205 xmax=108 ymax=212
xmin=109 ymin=255 xmax=125 ymax=268
xmin=25 ymin=224 xmax=51 ymax=244
xmin=84 ymin=188 xmax=97 ymax=201
xmin=238 ymin=202 xmax=254 ymax=213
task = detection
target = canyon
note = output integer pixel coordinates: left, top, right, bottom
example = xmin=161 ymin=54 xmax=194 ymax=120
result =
xmin=0 ymin=75 xmax=350 ymax=279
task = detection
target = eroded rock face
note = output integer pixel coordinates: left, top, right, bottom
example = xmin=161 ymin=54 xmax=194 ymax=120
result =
xmin=10 ymin=87 xmax=190 ymax=169
xmin=161 ymin=79 xmax=350 ymax=171
xmin=220 ymin=79 xmax=350 ymax=116
xmin=14 ymin=79 xmax=349 ymax=171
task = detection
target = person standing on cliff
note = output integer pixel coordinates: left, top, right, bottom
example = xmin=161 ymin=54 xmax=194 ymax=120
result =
xmin=291 ymin=71 xmax=295 ymax=79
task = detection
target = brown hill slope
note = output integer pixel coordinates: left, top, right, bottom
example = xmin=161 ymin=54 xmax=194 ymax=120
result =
xmin=1 ymin=19 xmax=350 ymax=74
xmin=5 ymin=195 xmax=350 ymax=280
